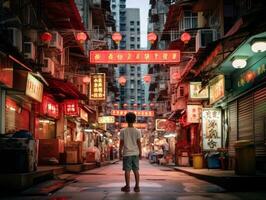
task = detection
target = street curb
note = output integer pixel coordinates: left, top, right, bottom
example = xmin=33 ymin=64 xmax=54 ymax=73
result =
xmin=174 ymin=167 xmax=266 ymax=191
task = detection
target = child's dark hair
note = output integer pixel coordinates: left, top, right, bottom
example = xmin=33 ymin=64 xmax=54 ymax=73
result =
xmin=126 ymin=112 xmax=136 ymax=123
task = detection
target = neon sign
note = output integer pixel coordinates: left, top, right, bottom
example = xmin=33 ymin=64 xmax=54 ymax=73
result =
xmin=111 ymin=110 xmax=154 ymax=117
xmin=90 ymin=50 xmax=180 ymax=64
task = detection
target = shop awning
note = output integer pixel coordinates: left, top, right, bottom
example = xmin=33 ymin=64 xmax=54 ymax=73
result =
xmin=45 ymin=77 xmax=87 ymax=101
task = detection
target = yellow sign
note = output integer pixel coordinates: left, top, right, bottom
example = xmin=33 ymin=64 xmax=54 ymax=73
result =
xmin=189 ymin=82 xmax=209 ymax=99
xmin=98 ymin=116 xmax=115 ymax=124
xmin=209 ymin=75 xmax=224 ymax=104
xmin=80 ymin=108 xmax=88 ymax=122
xmin=25 ymin=73 xmax=43 ymax=102
xmin=89 ymin=73 xmax=106 ymax=100
xmin=187 ymin=105 xmax=202 ymax=123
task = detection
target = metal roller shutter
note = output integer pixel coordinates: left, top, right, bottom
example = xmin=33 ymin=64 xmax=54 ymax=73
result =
xmin=228 ymin=101 xmax=237 ymax=156
xmin=254 ymin=87 xmax=266 ymax=158
xmin=238 ymin=94 xmax=253 ymax=141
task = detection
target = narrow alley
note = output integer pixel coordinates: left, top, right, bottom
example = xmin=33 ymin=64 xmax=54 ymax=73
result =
xmin=3 ymin=160 xmax=266 ymax=200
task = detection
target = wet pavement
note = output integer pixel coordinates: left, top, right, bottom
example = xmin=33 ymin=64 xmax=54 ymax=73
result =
xmin=3 ymin=160 xmax=266 ymax=200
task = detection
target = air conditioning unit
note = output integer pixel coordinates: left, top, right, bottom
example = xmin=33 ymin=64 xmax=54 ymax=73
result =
xmin=42 ymin=57 xmax=55 ymax=75
xmin=196 ymin=29 xmax=217 ymax=52
xmin=24 ymin=42 xmax=36 ymax=60
xmin=7 ymin=27 xmax=22 ymax=52
xmin=50 ymin=31 xmax=63 ymax=51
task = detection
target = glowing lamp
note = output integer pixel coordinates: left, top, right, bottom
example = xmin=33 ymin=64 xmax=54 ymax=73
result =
xmin=83 ymin=76 xmax=90 ymax=83
xmin=123 ymin=103 xmax=128 ymax=108
xmin=118 ymin=76 xmax=127 ymax=86
xmin=250 ymin=38 xmax=266 ymax=53
xmin=147 ymin=32 xmax=157 ymax=44
xmin=143 ymin=74 xmax=152 ymax=84
xmin=112 ymin=32 xmax=122 ymax=44
xmin=76 ymin=32 xmax=87 ymax=43
xmin=142 ymin=104 xmax=147 ymax=107
xmin=181 ymin=32 xmax=191 ymax=44
xmin=149 ymin=103 xmax=154 ymax=107
xmin=231 ymin=56 xmax=248 ymax=69
xmin=41 ymin=32 xmax=52 ymax=43
xmin=133 ymin=103 xmax=138 ymax=107
xmin=245 ymin=71 xmax=256 ymax=82
xmin=114 ymin=103 xmax=118 ymax=107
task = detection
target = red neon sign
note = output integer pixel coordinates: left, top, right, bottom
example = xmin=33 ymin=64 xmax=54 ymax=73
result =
xmin=111 ymin=110 xmax=154 ymax=117
xmin=63 ymin=100 xmax=79 ymax=116
xmin=42 ymin=95 xmax=59 ymax=119
xmin=90 ymin=50 xmax=180 ymax=64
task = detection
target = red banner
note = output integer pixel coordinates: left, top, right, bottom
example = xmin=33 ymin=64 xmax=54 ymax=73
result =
xmin=111 ymin=110 xmax=154 ymax=117
xmin=90 ymin=50 xmax=180 ymax=64
xmin=41 ymin=95 xmax=59 ymax=119
xmin=63 ymin=100 xmax=79 ymax=116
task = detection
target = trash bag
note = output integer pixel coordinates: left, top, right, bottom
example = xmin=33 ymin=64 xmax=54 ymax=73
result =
xmin=12 ymin=130 xmax=33 ymax=139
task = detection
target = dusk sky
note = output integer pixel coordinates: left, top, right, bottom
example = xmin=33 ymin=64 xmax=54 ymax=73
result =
xmin=126 ymin=0 xmax=150 ymax=48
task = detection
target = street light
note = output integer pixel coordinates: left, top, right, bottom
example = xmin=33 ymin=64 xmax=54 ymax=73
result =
xmin=250 ymin=38 xmax=266 ymax=53
xmin=231 ymin=56 xmax=248 ymax=69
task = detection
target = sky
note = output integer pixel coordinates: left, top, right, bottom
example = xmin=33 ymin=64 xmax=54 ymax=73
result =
xmin=126 ymin=0 xmax=150 ymax=48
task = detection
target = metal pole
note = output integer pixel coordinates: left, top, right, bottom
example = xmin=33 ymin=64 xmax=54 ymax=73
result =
xmin=0 ymin=88 xmax=6 ymax=134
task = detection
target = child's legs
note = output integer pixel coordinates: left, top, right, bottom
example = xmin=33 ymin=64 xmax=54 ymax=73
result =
xmin=133 ymin=170 xmax=139 ymax=187
xmin=132 ymin=155 xmax=140 ymax=187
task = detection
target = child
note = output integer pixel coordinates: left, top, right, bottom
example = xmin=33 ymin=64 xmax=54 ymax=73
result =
xmin=119 ymin=112 xmax=142 ymax=192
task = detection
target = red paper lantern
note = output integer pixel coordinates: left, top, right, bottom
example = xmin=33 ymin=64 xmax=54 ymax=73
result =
xmin=114 ymin=103 xmax=118 ymax=107
xmin=123 ymin=103 xmax=128 ymax=107
xmin=41 ymin=32 xmax=52 ymax=43
xmin=133 ymin=103 xmax=138 ymax=107
xmin=76 ymin=32 xmax=87 ymax=43
xmin=149 ymin=103 xmax=154 ymax=107
xmin=118 ymin=76 xmax=127 ymax=86
xmin=181 ymin=32 xmax=191 ymax=44
xmin=143 ymin=74 xmax=152 ymax=84
xmin=142 ymin=104 xmax=147 ymax=107
xmin=112 ymin=32 xmax=122 ymax=44
xmin=147 ymin=32 xmax=157 ymax=44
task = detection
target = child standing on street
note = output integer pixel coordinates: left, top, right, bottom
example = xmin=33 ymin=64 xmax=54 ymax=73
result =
xmin=119 ymin=112 xmax=142 ymax=192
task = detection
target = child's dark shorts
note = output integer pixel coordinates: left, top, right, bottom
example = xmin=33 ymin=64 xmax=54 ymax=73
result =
xmin=123 ymin=155 xmax=139 ymax=171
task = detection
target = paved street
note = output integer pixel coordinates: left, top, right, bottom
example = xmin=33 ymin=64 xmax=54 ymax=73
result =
xmin=3 ymin=160 xmax=266 ymax=200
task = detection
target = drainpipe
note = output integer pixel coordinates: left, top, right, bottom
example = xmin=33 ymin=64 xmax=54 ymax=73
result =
xmin=0 ymin=88 xmax=6 ymax=134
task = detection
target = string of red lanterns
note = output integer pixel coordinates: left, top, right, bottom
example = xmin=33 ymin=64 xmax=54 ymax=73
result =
xmin=118 ymin=76 xmax=127 ymax=86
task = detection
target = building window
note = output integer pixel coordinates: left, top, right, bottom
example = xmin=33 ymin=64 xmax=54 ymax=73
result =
xmin=137 ymin=44 xmax=140 ymax=49
xmin=112 ymin=5 xmax=116 ymax=9
xmin=130 ymin=28 xmax=135 ymax=32
xmin=130 ymin=37 xmax=134 ymax=42
xmin=179 ymin=10 xmax=197 ymax=31
xmin=137 ymin=21 xmax=140 ymax=26
xmin=130 ymin=21 xmax=134 ymax=25
xmin=137 ymin=66 xmax=141 ymax=72
xmin=130 ymin=44 xmax=135 ymax=49
xmin=130 ymin=66 xmax=135 ymax=72
xmin=137 ymin=37 xmax=140 ymax=42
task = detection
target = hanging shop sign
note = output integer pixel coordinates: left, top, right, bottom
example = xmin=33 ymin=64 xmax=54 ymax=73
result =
xmin=120 ymin=123 xmax=147 ymax=129
xmin=90 ymin=50 xmax=180 ymax=64
xmin=89 ymin=73 xmax=106 ymax=100
xmin=42 ymin=95 xmax=59 ymax=119
xmin=80 ymin=108 xmax=88 ymax=122
xmin=155 ymin=119 xmax=167 ymax=131
xmin=209 ymin=75 xmax=224 ymax=104
xmin=98 ymin=116 xmax=115 ymax=124
xmin=111 ymin=110 xmax=154 ymax=117
xmin=63 ymin=100 xmax=79 ymax=116
xmin=170 ymin=66 xmax=181 ymax=84
xmin=202 ymin=108 xmax=222 ymax=151
xmin=189 ymin=82 xmax=209 ymax=99
xmin=187 ymin=105 xmax=203 ymax=123
xmin=25 ymin=73 xmax=43 ymax=102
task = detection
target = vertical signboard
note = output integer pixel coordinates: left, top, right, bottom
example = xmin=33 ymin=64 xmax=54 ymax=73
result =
xmin=25 ymin=73 xmax=43 ymax=102
xmin=202 ymin=108 xmax=222 ymax=150
xmin=89 ymin=73 xmax=106 ymax=100
xmin=209 ymin=75 xmax=224 ymax=104
xmin=187 ymin=105 xmax=202 ymax=123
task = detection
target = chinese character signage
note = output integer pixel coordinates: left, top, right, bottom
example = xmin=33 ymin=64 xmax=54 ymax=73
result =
xmin=155 ymin=119 xmax=167 ymax=131
xmin=111 ymin=110 xmax=154 ymax=117
xmin=26 ymin=73 xmax=43 ymax=102
xmin=89 ymin=73 xmax=106 ymax=100
xmin=209 ymin=75 xmax=224 ymax=104
xmin=63 ymin=100 xmax=79 ymax=116
xmin=189 ymin=82 xmax=209 ymax=99
xmin=202 ymin=108 xmax=222 ymax=150
xmin=187 ymin=105 xmax=202 ymax=123
xmin=98 ymin=116 xmax=115 ymax=124
xmin=80 ymin=108 xmax=88 ymax=122
xmin=90 ymin=50 xmax=180 ymax=64
xmin=41 ymin=95 xmax=59 ymax=119
xmin=121 ymin=123 xmax=147 ymax=129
